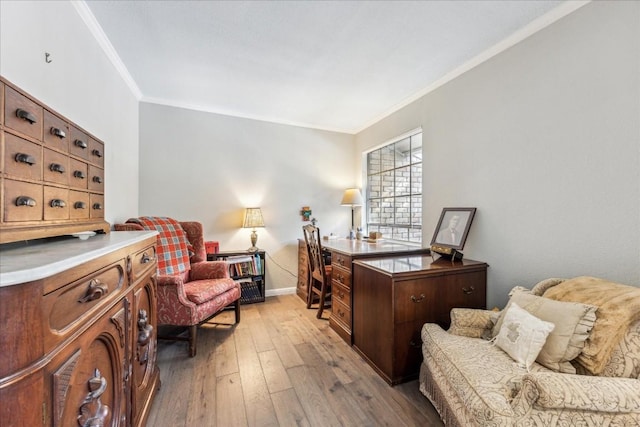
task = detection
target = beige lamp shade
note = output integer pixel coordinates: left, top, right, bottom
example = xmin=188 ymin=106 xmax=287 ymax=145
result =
xmin=243 ymin=207 xmax=265 ymax=228
xmin=340 ymin=188 xmax=363 ymax=206
xmin=243 ymin=207 xmax=264 ymax=252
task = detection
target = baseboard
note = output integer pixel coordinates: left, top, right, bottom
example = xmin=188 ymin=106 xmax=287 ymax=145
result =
xmin=265 ymin=287 xmax=296 ymax=297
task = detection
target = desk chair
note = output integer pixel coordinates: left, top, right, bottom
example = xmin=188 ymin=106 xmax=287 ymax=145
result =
xmin=303 ymin=224 xmax=332 ymax=319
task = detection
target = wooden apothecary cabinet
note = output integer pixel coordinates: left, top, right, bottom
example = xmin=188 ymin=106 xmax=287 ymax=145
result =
xmin=1 ymin=77 xmax=109 ymax=243
xmin=0 ymin=232 xmax=160 ymax=426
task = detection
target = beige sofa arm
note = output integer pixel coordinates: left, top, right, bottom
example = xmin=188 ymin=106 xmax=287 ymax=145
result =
xmin=512 ymin=372 xmax=640 ymax=415
xmin=448 ymin=308 xmax=497 ymax=339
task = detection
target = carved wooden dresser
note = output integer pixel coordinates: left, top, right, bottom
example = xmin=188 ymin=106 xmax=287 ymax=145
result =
xmin=0 ymin=231 xmax=160 ymax=426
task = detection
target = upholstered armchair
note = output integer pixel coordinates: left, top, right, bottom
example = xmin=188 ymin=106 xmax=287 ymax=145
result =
xmin=115 ymin=217 xmax=240 ymax=357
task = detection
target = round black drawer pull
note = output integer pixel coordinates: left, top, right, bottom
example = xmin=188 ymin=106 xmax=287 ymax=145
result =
xmin=93 ymin=176 xmax=103 ymax=183
xmin=16 ymin=196 xmax=37 ymax=207
xmin=16 ymin=108 xmax=37 ymax=124
xmin=50 ymin=127 xmax=66 ymax=139
xmin=74 ymin=170 xmax=86 ymax=179
xmin=92 ymin=149 xmax=103 ymax=158
xmin=93 ymin=203 xmax=103 ymax=210
xmin=15 ymin=153 xmax=36 ymax=165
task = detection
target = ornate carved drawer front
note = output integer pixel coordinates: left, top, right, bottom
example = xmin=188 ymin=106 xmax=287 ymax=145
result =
xmin=131 ymin=245 xmax=157 ymax=282
xmin=4 ymin=86 xmax=43 ymax=140
xmin=46 ymin=260 xmax=125 ymax=338
xmin=0 ymin=76 xmax=108 ymax=243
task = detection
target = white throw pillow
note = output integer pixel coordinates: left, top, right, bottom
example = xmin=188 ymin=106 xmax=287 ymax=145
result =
xmin=494 ymin=302 xmax=555 ymax=370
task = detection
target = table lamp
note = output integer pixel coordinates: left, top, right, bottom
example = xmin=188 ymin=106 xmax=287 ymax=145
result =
xmin=341 ymin=188 xmax=363 ymax=239
xmin=243 ymin=207 xmax=265 ymax=252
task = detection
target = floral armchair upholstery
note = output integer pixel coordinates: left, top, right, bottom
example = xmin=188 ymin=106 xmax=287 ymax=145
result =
xmin=115 ymin=217 xmax=240 ymax=357
xmin=419 ymin=277 xmax=640 ymax=426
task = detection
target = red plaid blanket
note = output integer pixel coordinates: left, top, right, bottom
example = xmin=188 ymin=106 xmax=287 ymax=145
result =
xmin=129 ymin=216 xmax=191 ymax=275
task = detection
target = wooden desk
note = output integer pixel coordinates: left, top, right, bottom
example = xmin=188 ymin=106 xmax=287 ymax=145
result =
xmin=321 ymin=239 xmax=429 ymax=344
xmin=353 ymin=255 xmax=487 ymax=385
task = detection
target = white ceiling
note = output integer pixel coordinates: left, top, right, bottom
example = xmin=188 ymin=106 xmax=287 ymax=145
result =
xmin=83 ymin=0 xmax=579 ymax=134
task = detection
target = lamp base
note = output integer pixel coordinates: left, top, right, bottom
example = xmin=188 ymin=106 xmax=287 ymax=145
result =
xmin=248 ymin=230 xmax=259 ymax=252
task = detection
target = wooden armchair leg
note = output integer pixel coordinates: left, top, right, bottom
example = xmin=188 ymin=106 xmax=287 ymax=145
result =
xmin=234 ymin=299 xmax=241 ymax=323
xmin=188 ymin=325 xmax=197 ymax=357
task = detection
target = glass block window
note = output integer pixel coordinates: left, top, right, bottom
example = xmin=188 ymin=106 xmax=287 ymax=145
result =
xmin=366 ymin=131 xmax=422 ymax=243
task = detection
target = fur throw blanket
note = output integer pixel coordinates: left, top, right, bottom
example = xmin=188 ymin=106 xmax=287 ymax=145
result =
xmin=543 ymin=276 xmax=640 ymax=375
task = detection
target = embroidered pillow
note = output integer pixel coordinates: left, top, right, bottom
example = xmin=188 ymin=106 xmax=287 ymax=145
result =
xmin=493 ymin=290 xmax=597 ymax=373
xmin=495 ymin=302 xmax=555 ymax=370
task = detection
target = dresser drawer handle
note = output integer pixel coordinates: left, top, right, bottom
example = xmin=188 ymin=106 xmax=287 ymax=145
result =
xmin=15 ymin=153 xmax=36 ymax=165
xmin=92 ymin=176 xmax=103 ymax=184
xmin=74 ymin=201 xmax=87 ymax=209
xmin=16 ymin=108 xmax=37 ymax=124
xmin=50 ymin=163 xmax=65 ymax=173
xmin=409 ymin=339 xmax=422 ymax=348
xmin=78 ymin=369 xmax=109 ymax=427
xmin=78 ymin=279 xmax=109 ymax=303
xmin=50 ymin=199 xmax=66 ymax=208
xmin=411 ymin=293 xmax=425 ymax=303
xmin=15 ymin=196 xmax=37 ymax=207
xmin=92 ymin=148 xmax=103 ymax=158
xmin=75 ymin=139 xmax=88 ymax=149
xmin=462 ymin=286 xmax=475 ymax=295
xmin=141 ymin=252 xmax=152 ymax=264
xmin=337 ymin=309 xmax=345 ymax=318
xmin=50 ymin=127 xmax=66 ymax=139
xmin=73 ymin=170 xmax=86 ymax=179
xmin=337 ymin=274 xmax=344 ymax=283
xmin=93 ymin=203 xmax=103 ymax=210
xmin=337 ymin=289 xmax=345 ymax=299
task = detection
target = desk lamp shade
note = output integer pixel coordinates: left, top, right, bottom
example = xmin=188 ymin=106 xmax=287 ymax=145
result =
xmin=341 ymin=188 xmax=363 ymax=234
xmin=243 ymin=207 xmax=265 ymax=252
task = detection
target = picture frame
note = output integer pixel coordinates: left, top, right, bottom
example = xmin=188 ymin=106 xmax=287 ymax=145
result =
xmin=430 ymin=207 xmax=476 ymax=251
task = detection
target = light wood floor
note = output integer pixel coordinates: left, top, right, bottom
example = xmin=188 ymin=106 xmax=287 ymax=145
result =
xmin=146 ymin=294 xmax=444 ymax=427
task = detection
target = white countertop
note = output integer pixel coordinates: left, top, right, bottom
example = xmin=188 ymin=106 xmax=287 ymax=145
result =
xmin=0 ymin=231 xmax=158 ymax=287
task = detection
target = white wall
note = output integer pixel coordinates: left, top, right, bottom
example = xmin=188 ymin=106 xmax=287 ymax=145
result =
xmin=0 ymin=1 xmax=140 ymax=224
xmin=139 ymin=103 xmax=355 ymax=292
xmin=356 ymin=1 xmax=640 ymax=308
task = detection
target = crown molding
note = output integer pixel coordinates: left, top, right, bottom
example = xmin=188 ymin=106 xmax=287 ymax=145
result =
xmin=72 ymin=0 xmax=142 ymax=100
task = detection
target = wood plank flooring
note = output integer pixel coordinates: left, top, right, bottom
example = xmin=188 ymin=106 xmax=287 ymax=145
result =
xmin=146 ymin=294 xmax=444 ymax=427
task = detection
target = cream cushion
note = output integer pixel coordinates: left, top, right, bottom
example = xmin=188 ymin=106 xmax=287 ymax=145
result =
xmin=495 ymin=302 xmax=555 ymax=370
xmin=493 ymin=290 xmax=597 ymax=373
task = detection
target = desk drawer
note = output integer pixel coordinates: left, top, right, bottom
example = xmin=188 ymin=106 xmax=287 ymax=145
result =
xmin=331 ymin=252 xmax=352 ymax=269
xmin=332 ymin=281 xmax=351 ymax=307
xmin=332 ymin=265 xmax=351 ymax=289
xmin=331 ymin=298 xmax=351 ymax=330
xmin=131 ymin=244 xmax=157 ymax=283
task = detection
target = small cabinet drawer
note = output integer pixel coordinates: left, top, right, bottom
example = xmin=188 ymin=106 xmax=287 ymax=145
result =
xmin=88 ymin=165 xmax=104 ymax=192
xmin=88 ymin=138 xmax=104 ymax=167
xmin=69 ymin=157 xmax=88 ymax=189
xmin=44 ymin=186 xmax=69 ymax=220
xmin=43 ymin=148 xmax=69 ymax=185
xmin=131 ymin=245 xmax=157 ymax=282
xmin=90 ymin=193 xmax=104 ymax=218
xmin=4 ymin=133 xmax=42 ymax=181
xmin=43 ymin=110 xmax=69 ymax=152
xmin=4 ymin=86 xmax=43 ymax=140
xmin=332 ymin=298 xmax=351 ymax=329
xmin=332 ymin=281 xmax=351 ymax=307
xmin=46 ymin=260 xmax=125 ymax=334
xmin=69 ymin=190 xmax=90 ymax=219
xmin=69 ymin=126 xmax=90 ymax=160
xmin=3 ymin=179 xmax=42 ymax=222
